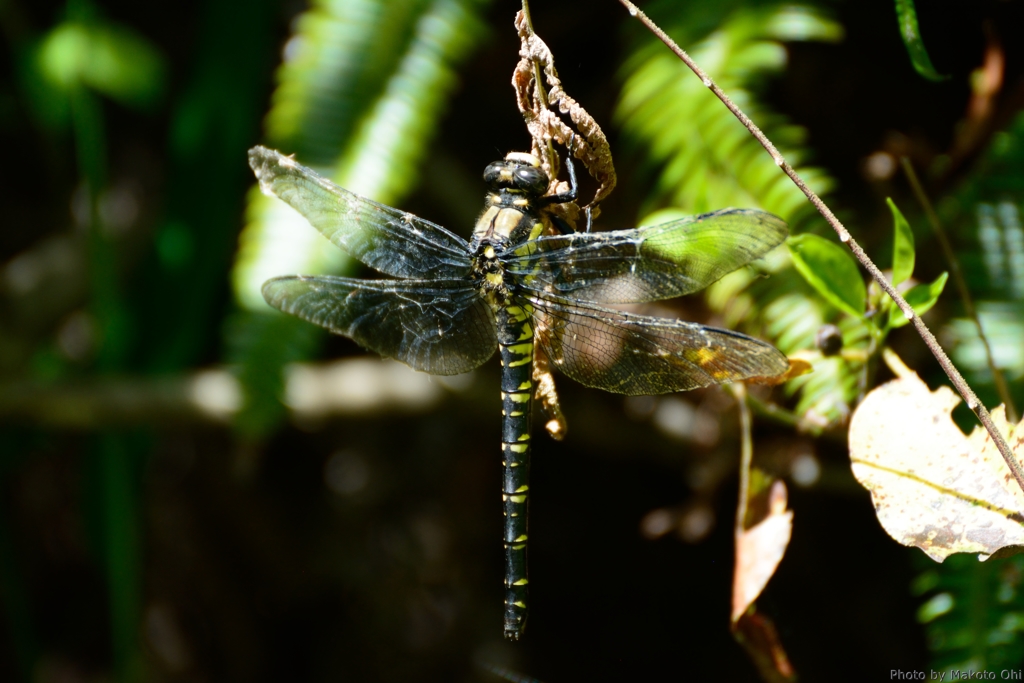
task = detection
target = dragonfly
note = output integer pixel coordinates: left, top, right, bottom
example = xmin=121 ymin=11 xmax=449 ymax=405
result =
xmin=249 ymin=145 xmax=790 ymax=640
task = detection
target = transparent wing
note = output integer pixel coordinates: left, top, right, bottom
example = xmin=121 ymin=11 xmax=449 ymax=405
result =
xmin=250 ymin=146 xmax=473 ymax=279
xmin=507 ymin=208 xmax=787 ymax=304
xmin=527 ymin=295 xmax=788 ymax=395
xmin=263 ymin=276 xmax=496 ymax=375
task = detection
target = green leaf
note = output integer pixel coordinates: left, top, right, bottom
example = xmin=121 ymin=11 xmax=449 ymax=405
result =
xmin=894 ymin=0 xmax=949 ymax=82
xmin=788 ymin=234 xmax=866 ymax=317
xmin=889 ymin=271 xmax=948 ymax=328
xmin=887 ymin=198 xmax=915 ymax=286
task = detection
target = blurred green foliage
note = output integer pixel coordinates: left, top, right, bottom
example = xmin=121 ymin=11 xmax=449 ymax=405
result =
xmin=914 ymin=553 xmax=1024 ymax=672
xmin=947 ymin=113 xmax=1024 ymax=386
xmin=616 ymin=1 xmax=840 ymax=223
xmin=909 ymin=109 xmax=1024 ymax=676
xmin=894 ymin=0 xmax=949 ymax=82
xmin=229 ymin=0 xmax=489 ymax=438
xmin=36 ymin=20 xmax=164 ymax=109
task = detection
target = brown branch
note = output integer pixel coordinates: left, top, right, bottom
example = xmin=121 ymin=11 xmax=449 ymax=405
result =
xmin=0 ymin=360 xmax=455 ymax=428
xmin=617 ymin=0 xmax=1024 ymax=494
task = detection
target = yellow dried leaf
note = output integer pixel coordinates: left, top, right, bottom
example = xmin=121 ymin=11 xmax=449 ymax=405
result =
xmin=849 ymin=373 xmax=1024 ymax=562
xmin=732 ymin=481 xmax=793 ymax=621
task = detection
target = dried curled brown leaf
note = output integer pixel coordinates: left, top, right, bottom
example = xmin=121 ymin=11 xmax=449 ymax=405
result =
xmin=849 ymin=373 xmax=1024 ymax=562
xmin=513 ymin=11 xmax=616 ymax=219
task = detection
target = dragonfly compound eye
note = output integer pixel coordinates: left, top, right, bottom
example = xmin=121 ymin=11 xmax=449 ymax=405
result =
xmin=513 ymin=165 xmax=549 ymax=194
xmin=483 ymin=161 xmax=507 ymax=186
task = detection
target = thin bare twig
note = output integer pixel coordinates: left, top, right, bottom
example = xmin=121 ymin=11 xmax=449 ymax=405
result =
xmin=734 ymin=384 xmax=753 ymax=534
xmin=900 ymin=157 xmax=1017 ymax=423
xmin=517 ymin=0 xmax=557 ymax=167
xmin=617 ymin=0 xmax=1024 ymax=494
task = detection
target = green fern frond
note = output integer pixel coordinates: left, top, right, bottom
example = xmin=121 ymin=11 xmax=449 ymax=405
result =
xmin=711 ymin=250 xmax=867 ymax=430
xmin=233 ymin=0 xmax=489 ymax=310
xmin=223 ymin=312 xmax=324 ymax=439
xmin=943 ymin=113 xmax=1024 ymax=398
xmin=914 ymin=553 xmax=1024 ymax=672
xmin=618 ymin=2 xmax=859 ymax=428
xmin=616 ymin=2 xmax=841 ymax=223
xmin=226 ymin=0 xmax=489 ymax=437
xmin=752 ymin=298 xmax=864 ymax=434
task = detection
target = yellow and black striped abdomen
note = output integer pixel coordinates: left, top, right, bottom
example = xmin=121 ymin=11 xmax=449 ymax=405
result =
xmin=497 ymin=301 xmax=535 ymax=639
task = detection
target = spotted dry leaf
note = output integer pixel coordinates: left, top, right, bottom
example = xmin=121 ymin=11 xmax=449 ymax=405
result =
xmin=512 ymin=10 xmax=616 ymax=217
xmin=849 ymin=373 xmax=1024 ymax=562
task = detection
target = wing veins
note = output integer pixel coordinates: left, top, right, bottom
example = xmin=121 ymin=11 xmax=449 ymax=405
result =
xmin=526 ymin=293 xmax=788 ymax=395
xmin=250 ymin=146 xmax=473 ymax=279
xmin=262 ymin=275 xmax=496 ymax=375
xmin=506 ymin=208 xmax=788 ymax=304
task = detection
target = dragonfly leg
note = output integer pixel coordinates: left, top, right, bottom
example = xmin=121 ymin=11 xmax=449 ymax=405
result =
xmin=538 ymin=153 xmax=578 ymax=208
xmin=541 ymin=153 xmax=585 ymax=235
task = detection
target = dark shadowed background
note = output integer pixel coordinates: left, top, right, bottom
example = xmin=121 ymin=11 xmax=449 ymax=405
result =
xmin=3 ymin=0 xmax=1024 ymax=680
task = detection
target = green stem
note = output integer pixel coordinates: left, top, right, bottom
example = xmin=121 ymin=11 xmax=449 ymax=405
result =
xmin=734 ymin=385 xmax=753 ymax=532
xmin=70 ymin=77 xmax=140 ymax=682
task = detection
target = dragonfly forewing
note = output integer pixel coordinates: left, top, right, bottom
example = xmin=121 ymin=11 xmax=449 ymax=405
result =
xmin=263 ymin=275 xmax=497 ymax=376
xmin=250 ymin=146 xmax=474 ymax=280
xmin=508 ymin=208 xmax=787 ymax=304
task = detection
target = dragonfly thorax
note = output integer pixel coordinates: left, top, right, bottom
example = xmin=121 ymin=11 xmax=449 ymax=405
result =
xmin=470 ymin=243 xmax=512 ymax=307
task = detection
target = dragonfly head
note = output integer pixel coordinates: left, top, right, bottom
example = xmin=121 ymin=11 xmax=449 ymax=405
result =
xmin=484 ymin=153 xmax=549 ymax=196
